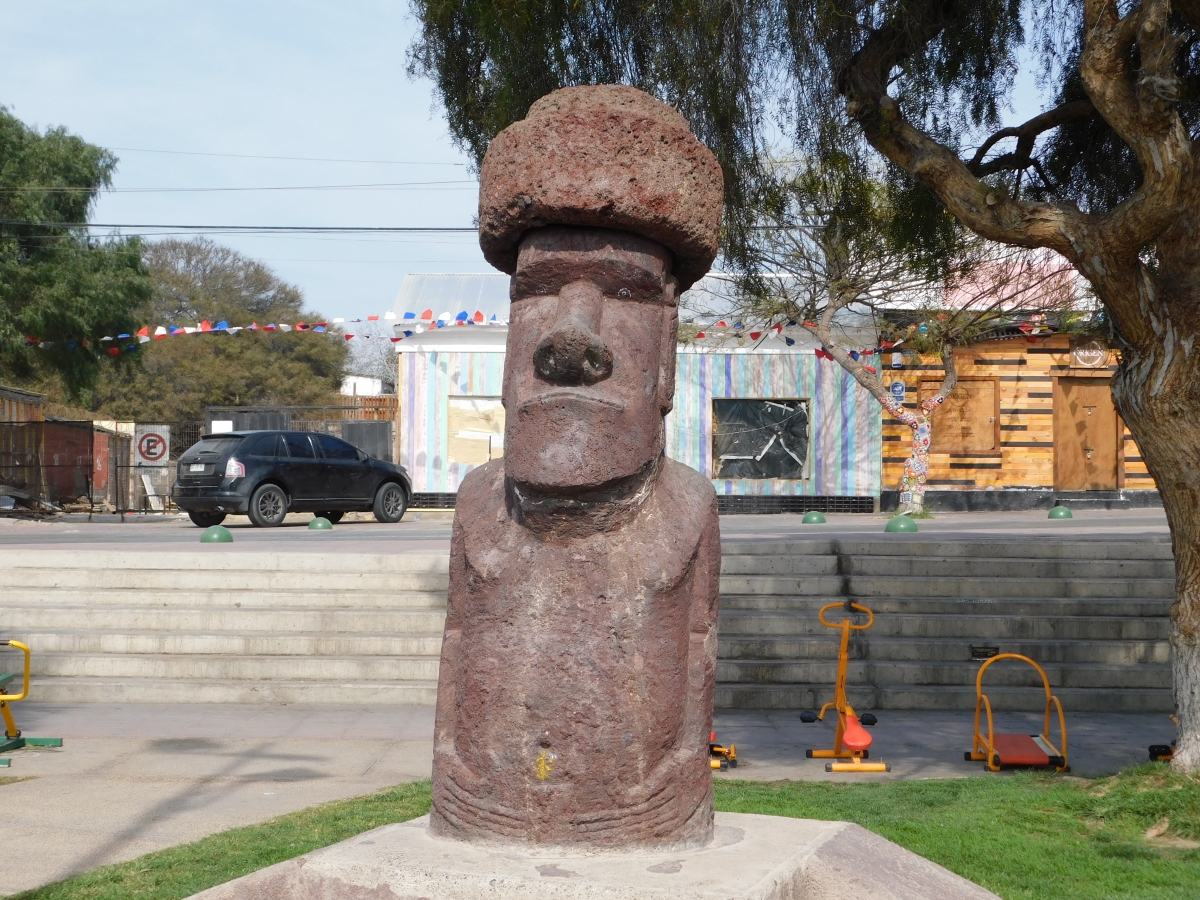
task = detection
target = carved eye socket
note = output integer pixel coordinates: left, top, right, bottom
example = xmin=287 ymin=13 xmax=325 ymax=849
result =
xmin=617 ymin=288 xmax=632 ymax=299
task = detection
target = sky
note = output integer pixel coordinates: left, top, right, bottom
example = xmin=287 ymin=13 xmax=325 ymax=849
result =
xmin=0 ymin=1 xmax=488 ymax=323
xmin=0 ymin=2 xmax=1046 ymax=326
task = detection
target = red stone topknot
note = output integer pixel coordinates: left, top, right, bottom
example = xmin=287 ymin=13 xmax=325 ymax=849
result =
xmin=477 ymin=85 xmax=725 ymax=291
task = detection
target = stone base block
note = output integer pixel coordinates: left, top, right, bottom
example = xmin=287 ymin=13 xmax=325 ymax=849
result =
xmin=189 ymin=812 xmax=998 ymax=899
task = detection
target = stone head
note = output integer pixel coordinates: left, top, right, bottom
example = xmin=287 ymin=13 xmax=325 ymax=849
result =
xmin=502 ymin=226 xmax=679 ymax=491
xmin=476 ymin=84 xmax=724 ymax=493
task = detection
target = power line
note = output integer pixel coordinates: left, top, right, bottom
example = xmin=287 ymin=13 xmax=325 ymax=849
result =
xmin=107 ymin=146 xmax=468 ymax=166
xmin=0 ymin=179 xmax=478 ymax=194
xmin=0 ymin=220 xmax=476 ymax=233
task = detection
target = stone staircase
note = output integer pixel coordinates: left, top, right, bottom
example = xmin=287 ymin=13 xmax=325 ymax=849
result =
xmin=1 ymin=538 xmax=1175 ymax=710
xmin=1 ymin=550 xmax=449 ymax=704
xmin=716 ymin=539 xmax=1175 ymax=711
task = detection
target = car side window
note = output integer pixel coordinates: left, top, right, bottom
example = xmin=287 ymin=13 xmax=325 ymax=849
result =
xmin=315 ymin=434 xmax=360 ymax=460
xmin=282 ymin=433 xmax=315 ymax=459
xmin=247 ymin=434 xmax=281 ymax=457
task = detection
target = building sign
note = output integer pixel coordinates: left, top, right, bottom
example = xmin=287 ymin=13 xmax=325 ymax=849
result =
xmin=889 ymin=381 xmax=906 ymax=401
xmin=1070 ymin=339 xmax=1112 ymax=369
xmin=134 ymin=425 xmax=170 ymax=467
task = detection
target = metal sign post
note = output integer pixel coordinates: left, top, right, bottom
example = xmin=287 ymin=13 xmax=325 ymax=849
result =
xmin=133 ymin=425 xmax=171 ymax=512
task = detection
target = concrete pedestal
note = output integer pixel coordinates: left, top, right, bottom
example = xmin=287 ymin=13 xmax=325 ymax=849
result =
xmin=188 ymin=812 xmax=998 ymax=899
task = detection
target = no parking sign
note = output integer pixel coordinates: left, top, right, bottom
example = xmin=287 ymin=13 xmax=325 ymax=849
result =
xmin=134 ymin=425 xmax=171 ymax=467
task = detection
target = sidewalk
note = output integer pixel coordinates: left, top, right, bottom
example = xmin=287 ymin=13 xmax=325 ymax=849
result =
xmin=0 ymin=703 xmax=1176 ymax=896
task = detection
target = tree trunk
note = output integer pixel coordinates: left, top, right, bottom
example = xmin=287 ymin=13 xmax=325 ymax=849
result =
xmin=885 ymin=399 xmax=941 ymax=515
xmin=1111 ymin=339 xmax=1200 ymax=771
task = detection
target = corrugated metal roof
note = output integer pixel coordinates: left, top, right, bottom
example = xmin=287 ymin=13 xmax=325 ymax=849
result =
xmin=392 ymin=273 xmax=511 ymax=322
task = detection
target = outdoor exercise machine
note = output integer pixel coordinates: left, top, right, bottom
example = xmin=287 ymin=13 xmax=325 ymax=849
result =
xmin=1149 ymin=716 xmax=1179 ymax=762
xmin=799 ymin=599 xmax=889 ymax=773
xmin=1 ymin=640 xmax=63 ymax=768
xmin=709 ymin=731 xmax=737 ymax=770
xmin=965 ymin=653 xmax=1068 ymax=772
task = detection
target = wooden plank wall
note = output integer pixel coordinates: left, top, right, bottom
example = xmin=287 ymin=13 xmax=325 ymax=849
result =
xmin=882 ymin=335 xmax=1152 ymax=490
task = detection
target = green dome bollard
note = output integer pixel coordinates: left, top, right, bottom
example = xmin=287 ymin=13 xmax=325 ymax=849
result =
xmin=200 ymin=525 xmax=233 ymax=543
xmin=802 ymin=510 xmax=827 ymax=524
xmin=308 ymin=516 xmax=333 ymax=531
xmin=1048 ymin=506 xmax=1074 ymax=519
xmin=885 ymin=514 xmax=918 ymax=533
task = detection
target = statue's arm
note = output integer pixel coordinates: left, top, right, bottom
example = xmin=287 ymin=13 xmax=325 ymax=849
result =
xmin=686 ymin=496 xmax=721 ymax=741
xmin=433 ymin=518 xmax=468 ymax=755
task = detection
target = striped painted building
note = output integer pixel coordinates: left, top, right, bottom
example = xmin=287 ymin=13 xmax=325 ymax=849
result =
xmin=394 ymin=274 xmax=882 ymax=509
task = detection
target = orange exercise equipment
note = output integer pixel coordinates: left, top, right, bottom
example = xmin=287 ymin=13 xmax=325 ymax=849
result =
xmin=799 ymin=600 xmax=889 ymax=773
xmin=965 ymin=653 xmax=1068 ymax=772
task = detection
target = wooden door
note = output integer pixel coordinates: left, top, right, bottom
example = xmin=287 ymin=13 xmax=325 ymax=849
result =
xmin=1054 ymin=378 xmax=1120 ymax=490
xmin=918 ymin=379 xmax=998 ymax=453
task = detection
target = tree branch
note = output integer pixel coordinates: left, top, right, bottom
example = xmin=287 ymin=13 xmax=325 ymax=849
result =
xmin=838 ymin=0 xmax=1091 ymax=263
xmin=967 ymin=99 xmax=1096 ymax=176
xmin=1081 ymin=0 xmax=1193 ymax=249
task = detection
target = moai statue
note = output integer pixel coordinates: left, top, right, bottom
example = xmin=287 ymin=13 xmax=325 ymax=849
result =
xmin=430 ymin=85 xmax=725 ymax=850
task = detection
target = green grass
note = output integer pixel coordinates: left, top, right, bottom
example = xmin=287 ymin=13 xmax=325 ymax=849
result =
xmin=714 ymin=764 xmax=1200 ymax=900
xmin=11 ymin=766 xmax=1199 ymax=900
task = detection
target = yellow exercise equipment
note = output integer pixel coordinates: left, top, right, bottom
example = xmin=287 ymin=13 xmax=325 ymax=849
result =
xmin=800 ymin=600 xmax=889 ymax=773
xmin=965 ymin=653 xmax=1068 ymax=772
xmin=1 ymin=640 xmax=62 ymax=767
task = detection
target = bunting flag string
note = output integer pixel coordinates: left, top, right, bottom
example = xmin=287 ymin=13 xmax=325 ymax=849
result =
xmin=22 ymin=306 xmax=510 ymax=353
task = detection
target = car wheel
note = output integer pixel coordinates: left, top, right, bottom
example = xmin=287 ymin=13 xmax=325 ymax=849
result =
xmin=248 ymin=484 xmax=288 ymax=527
xmin=373 ymin=482 xmax=408 ymax=523
xmin=188 ymin=511 xmax=226 ymax=528
xmin=316 ymin=511 xmax=344 ymax=524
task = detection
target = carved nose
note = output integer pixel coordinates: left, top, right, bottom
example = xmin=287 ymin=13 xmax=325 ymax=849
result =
xmin=533 ymin=319 xmax=613 ymax=385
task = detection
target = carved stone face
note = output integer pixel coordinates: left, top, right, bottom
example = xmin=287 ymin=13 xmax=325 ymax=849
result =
xmin=502 ymin=227 xmax=679 ymax=492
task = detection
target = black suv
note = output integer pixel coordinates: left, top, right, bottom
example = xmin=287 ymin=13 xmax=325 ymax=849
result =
xmin=172 ymin=430 xmax=412 ymax=528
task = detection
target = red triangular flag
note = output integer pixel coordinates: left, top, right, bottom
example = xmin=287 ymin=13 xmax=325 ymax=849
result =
xmin=200 ymin=320 xmax=212 ymax=332
xmin=344 ymin=334 xmax=354 ymax=341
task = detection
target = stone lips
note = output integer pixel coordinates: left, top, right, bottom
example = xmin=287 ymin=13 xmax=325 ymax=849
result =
xmin=478 ymin=85 xmax=724 ymax=291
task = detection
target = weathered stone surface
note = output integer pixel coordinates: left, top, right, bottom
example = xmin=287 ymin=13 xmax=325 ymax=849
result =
xmin=430 ymin=217 xmax=721 ymax=849
xmin=186 ymin=813 xmax=1002 ymax=899
xmin=478 ymin=85 xmax=724 ymax=291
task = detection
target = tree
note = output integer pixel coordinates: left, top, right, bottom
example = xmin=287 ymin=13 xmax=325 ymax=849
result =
xmin=89 ymin=239 xmax=349 ymax=421
xmin=409 ymin=0 xmax=1200 ymax=773
xmin=704 ymin=154 xmax=1081 ymax=512
xmin=0 ymin=107 xmax=151 ymax=399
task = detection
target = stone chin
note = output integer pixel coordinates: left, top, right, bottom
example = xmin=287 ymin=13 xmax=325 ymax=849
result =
xmin=504 ymin=389 xmax=663 ymax=492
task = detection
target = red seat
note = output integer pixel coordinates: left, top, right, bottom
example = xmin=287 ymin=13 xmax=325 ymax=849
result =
xmin=992 ymin=733 xmax=1051 ymax=767
xmin=842 ymin=715 xmax=872 ymax=752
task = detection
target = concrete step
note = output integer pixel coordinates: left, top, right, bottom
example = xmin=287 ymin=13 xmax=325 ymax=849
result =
xmin=724 ymin=539 xmax=1174 ymax=561
xmin=26 ymin=676 xmax=440 ymax=705
xmin=843 ymin=575 xmax=1174 ymax=599
xmin=32 ymin=652 xmax=441 ymax=681
xmin=3 ymin=606 xmax=447 ymax=634
xmin=718 ymin=575 xmax=845 ymax=595
xmin=1 ymin=588 xmax=448 ymax=610
xmin=2 ymin=569 xmax=449 ymax=592
xmin=716 ymin=683 xmax=1176 ymax=712
xmin=0 ymin=550 xmax=451 ymax=574
xmin=838 ymin=555 xmax=1175 ymax=580
xmin=717 ymin=595 xmax=1172 ymax=617
xmin=14 ymin=629 xmax=444 ymax=657
xmin=718 ymin=636 xmax=1171 ymax=665
xmin=718 ymin=555 xmax=839 ymax=575
xmin=717 ymin=611 xmax=1168 ymax=640
xmin=715 ymin=659 xmax=1171 ymax=690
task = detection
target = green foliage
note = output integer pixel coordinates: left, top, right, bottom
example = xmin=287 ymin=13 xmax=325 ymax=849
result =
xmin=87 ymin=239 xmax=349 ymax=421
xmin=408 ymin=1 xmax=1200 ymax=255
xmin=0 ymin=107 xmax=151 ymax=398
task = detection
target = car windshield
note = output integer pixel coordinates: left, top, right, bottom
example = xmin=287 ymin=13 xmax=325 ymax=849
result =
xmin=188 ymin=438 xmax=242 ymax=457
